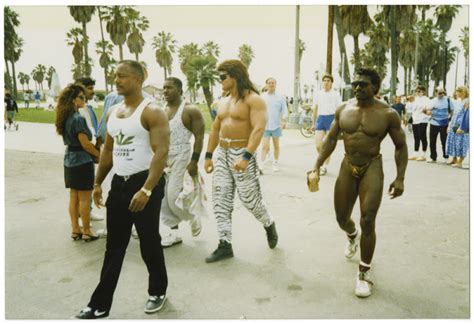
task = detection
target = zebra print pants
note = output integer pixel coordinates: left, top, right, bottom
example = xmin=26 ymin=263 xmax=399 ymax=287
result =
xmin=212 ymin=146 xmax=273 ymax=242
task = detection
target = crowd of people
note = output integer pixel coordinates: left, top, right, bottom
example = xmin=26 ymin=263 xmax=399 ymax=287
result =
xmin=31 ymin=56 xmax=468 ymax=318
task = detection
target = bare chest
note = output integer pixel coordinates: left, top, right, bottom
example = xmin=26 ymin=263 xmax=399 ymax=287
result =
xmin=218 ymin=99 xmax=250 ymax=122
xmin=340 ymin=107 xmax=388 ymax=136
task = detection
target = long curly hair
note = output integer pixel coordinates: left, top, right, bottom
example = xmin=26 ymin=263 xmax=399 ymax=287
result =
xmin=55 ymin=84 xmax=85 ymax=135
xmin=217 ymin=59 xmax=259 ymax=101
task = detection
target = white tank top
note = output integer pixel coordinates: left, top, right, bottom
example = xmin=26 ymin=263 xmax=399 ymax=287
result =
xmin=168 ymin=100 xmax=192 ymax=155
xmin=107 ymin=97 xmax=153 ymax=176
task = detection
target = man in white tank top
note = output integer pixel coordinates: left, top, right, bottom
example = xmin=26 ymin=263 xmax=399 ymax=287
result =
xmin=75 ymin=60 xmax=170 ymax=319
xmin=160 ymin=77 xmax=206 ymax=247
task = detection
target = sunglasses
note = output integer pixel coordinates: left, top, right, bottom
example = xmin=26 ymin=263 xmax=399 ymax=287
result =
xmin=351 ymin=81 xmax=369 ymax=88
xmin=219 ymin=74 xmax=228 ymax=81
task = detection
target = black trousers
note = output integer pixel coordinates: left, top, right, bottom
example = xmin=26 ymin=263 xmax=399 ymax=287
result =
xmin=412 ymin=123 xmax=428 ymax=152
xmin=88 ymin=170 xmax=167 ymax=312
xmin=429 ymin=124 xmax=448 ymax=161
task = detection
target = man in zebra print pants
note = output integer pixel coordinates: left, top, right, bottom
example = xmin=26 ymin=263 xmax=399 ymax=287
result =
xmin=204 ymin=59 xmax=278 ymax=263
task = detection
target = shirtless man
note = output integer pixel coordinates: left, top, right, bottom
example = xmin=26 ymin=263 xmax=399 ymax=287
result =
xmin=204 ymin=59 xmax=278 ymax=263
xmin=309 ymin=67 xmax=408 ymax=297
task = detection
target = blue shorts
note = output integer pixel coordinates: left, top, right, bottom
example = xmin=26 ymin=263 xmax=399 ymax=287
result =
xmin=263 ymin=127 xmax=282 ymax=138
xmin=315 ymin=114 xmax=335 ymax=131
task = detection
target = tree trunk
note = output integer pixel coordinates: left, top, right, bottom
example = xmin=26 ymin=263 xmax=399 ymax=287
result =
xmin=164 ymin=68 xmax=167 ymax=80
xmin=202 ymin=85 xmax=214 ymax=119
xmin=11 ymin=59 xmax=18 ymax=98
xmin=389 ymin=7 xmax=397 ymax=97
xmin=408 ymin=67 xmax=412 ymax=94
xmin=83 ymin=21 xmax=90 ymax=77
xmin=119 ymin=45 xmax=124 ymax=61
xmin=98 ymin=7 xmax=108 ymax=92
xmin=353 ymin=36 xmax=360 ymax=70
xmin=333 ymin=5 xmax=351 ymax=85
xmin=403 ymin=67 xmax=407 ymax=95
xmin=326 ymin=5 xmax=334 ymax=74
xmin=5 ymin=58 xmax=12 ymax=92
xmin=135 ymin=53 xmax=139 ymax=61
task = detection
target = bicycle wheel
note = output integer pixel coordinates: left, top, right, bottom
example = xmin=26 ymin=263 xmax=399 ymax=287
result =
xmin=300 ymin=125 xmax=314 ymax=138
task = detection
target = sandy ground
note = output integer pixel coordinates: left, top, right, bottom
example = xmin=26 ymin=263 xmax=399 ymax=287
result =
xmin=4 ymin=122 xmax=470 ymax=319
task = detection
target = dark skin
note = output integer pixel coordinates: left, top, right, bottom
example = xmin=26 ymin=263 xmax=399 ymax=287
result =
xmin=163 ymin=80 xmax=205 ymax=176
xmin=310 ymin=73 xmax=408 ymax=267
xmin=92 ymin=63 xmax=170 ymax=213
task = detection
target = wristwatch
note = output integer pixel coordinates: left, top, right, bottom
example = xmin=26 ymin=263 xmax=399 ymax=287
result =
xmin=140 ymin=187 xmax=152 ymax=197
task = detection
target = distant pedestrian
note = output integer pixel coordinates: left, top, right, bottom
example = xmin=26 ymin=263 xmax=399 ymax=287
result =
xmin=23 ymin=92 xmax=30 ymax=109
xmin=408 ymin=85 xmax=430 ymax=161
xmin=34 ymin=91 xmax=41 ymax=108
xmin=4 ymin=93 xmax=18 ymax=129
xmin=446 ymin=86 xmax=469 ymax=168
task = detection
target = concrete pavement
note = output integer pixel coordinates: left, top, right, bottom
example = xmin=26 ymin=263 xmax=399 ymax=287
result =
xmin=4 ymin=122 xmax=470 ymax=319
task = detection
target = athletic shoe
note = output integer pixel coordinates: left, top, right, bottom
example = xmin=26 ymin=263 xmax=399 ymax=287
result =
xmin=264 ymin=222 xmax=278 ymax=249
xmin=90 ymin=210 xmax=104 ymax=221
xmin=161 ymin=230 xmax=182 ymax=247
xmin=131 ymin=225 xmax=139 ymax=239
xmin=190 ymin=215 xmax=202 ymax=237
xmin=96 ymin=228 xmax=107 ymax=237
xmin=144 ymin=295 xmax=166 ymax=314
xmin=272 ymin=161 xmax=280 ymax=172
xmin=344 ymin=230 xmax=360 ymax=259
xmin=75 ymin=306 xmax=109 ymax=319
xmin=427 ymin=159 xmax=436 ymax=163
xmin=205 ymin=240 xmax=234 ymax=263
xmin=408 ymin=156 xmax=417 ymax=160
xmin=355 ymin=270 xmax=374 ymax=298
xmin=319 ymin=166 xmax=327 ymax=176
xmin=416 ymin=156 xmax=426 ymax=161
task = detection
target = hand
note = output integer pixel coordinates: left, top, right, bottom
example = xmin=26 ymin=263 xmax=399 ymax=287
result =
xmin=129 ymin=190 xmax=150 ymax=212
xmin=388 ymin=179 xmax=404 ymax=199
xmin=233 ymin=158 xmax=249 ymax=172
xmin=306 ymin=169 xmax=320 ymax=192
xmin=204 ymin=159 xmax=214 ymax=173
xmin=456 ymin=129 xmax=464 ymax=134
xmin=92 ymin=185 xmax=104 ymax=208
xmin=281 ymin=122 xmax=287 ymax=130
xmin=187 ymin=160 xmax=198 ymax=177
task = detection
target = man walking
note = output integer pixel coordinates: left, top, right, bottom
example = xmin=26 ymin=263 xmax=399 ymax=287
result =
xmin=311 ymin=73 xmax=342 ymax=175
xmin=160 ymin=77 xmax=206 ymax=247
xmin=75 ymin=60 xmax=170 ymax=319
xmin=204 ymin=59 xmax=278 ymax=263
xmin=260 ymin=77 xmax=288 ymax=172
xmin=309 ymin=68 xmax=407 ymax=297
xmin=424 ymin=86 xmax=451 ymax=163
xmin=23 ymin=91 xmax=30 ymax=109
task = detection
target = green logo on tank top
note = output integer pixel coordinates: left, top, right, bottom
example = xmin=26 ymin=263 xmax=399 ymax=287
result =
xmin=115 ymin=130 xmax=134 ymax=146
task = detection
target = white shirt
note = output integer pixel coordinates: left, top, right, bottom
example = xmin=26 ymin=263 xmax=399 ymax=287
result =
xmin=411 ymin=95 xmax=431 ymax=124
xmin=315 ymin=89 xmax=342 ymax=115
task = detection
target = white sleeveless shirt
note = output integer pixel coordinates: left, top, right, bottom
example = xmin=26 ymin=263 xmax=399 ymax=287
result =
xmin=107 ymin=97 xmax=153 ymax=176
xmin=168 ymin=100 xmax=192 ymax=155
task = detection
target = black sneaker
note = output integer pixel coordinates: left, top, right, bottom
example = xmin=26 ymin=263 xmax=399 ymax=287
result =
xmin=264 ymin=222 xmax=278 ymax=249
xmin=75 ymin=306 xmax=109 ymax=319
xmin=205 ymin=240 xmax=234 ymax=263
xmin=144 ymin=294 xmax=166 ymax=314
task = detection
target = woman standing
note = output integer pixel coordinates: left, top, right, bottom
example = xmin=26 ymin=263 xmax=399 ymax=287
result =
xmin=408 ymin=85 xmax=431 ymax=161
xmin=55 ymin=84 xmax=100 ymax=241
xmin=446 ymin=86 xmax=469 ymax=168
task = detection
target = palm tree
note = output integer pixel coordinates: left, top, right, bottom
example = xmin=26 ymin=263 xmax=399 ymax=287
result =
xmin=152 ymin=31 xmax=177 ymax=80
xmin=399 ymin=27 xmax=417 ymax=94
xmin=340 ymin=6 xmax=373 ymax=70
xmin=107 ymin=60 xmax=118 ymax=91
xmin=126 ymin=9 xmax=149 ymax=61
xmin=334 ymin=6 xmax=351 ymax=85
xmin=18 ymin=72 xmax=30 ymax=92
xmin=32 ymin=64 xmax=47 ymax=98
xmin=202 ymin=41 xmax=220 ymax=62
xmin=102 ymin=6 xmax=132 ymax=61
xmin=46 ymin=66 xmax=56 ymax=89
xmin=434 ymin=5 xmax=461 ymax=87
xmin=96 ymin=40 xmax=114 ymax=92
xmin=238 ymin=44 xmax=254 ymax=68
xmin=381 ymin=5 xmax=417 ymax=96
xmin=4 ymin=6 xmax=21 ymax=97
xmin=66 ymin=27 xmax=85 ymax=78
xmin=68 ymin=6 xmax=96 ymax=77
xmin=417 ymin=19 xmax=439 ymax=89
xmin=186 ymin=55 xmax=219 ymax=118
xmin=459 ymin=26 xmax=469 ymax=85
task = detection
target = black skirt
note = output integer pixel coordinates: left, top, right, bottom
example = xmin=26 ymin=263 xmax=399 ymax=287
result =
xmin=64 ymin=162 xmax=94 ymax=190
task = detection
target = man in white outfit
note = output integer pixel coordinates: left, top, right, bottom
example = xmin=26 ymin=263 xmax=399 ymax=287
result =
xmin=312 ymin=73 xmax=342 ymax=176
xmin=160 ymin=77 xmax=206 ymax=247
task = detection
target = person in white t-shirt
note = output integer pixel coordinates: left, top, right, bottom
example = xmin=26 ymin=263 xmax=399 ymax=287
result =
xmin=311 ymin=73 xmax=342 ymax=175
xmin=408 ymin=85 xmax=431 ymax=161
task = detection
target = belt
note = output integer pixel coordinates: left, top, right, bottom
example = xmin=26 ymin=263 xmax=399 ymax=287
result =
xmin=115 ymin=169 xmax=148 ymax=182
xmin=67 ymin=146 xmax=83 ymax=152
xmin=219 ymin=138 xmax=248 ymax=149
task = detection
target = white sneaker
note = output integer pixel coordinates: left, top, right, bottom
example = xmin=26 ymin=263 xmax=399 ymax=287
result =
xmin=131 ymin=225 xmax=139 ymax=239
xmin=96 ymin=228 xmax=107 ymax=237
xmin=355 ymin=270 xmax=374 ymax=298
xmin=161 ymin=230 xmax=182 ymax=248
xmin=426 ymin=159 xmax=436 ymax=163
xmin=344 ymin=230 xmax=360 ymax=259
xmin=90 ymin=210 xmax=104 ymax=221
xmin=190 ymin=215 xmax=202 ymax=237
xmin=319 ymin=166 xmax=327 ymax=176
xmin=272 ymin=161 xmax=279 ymax=172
